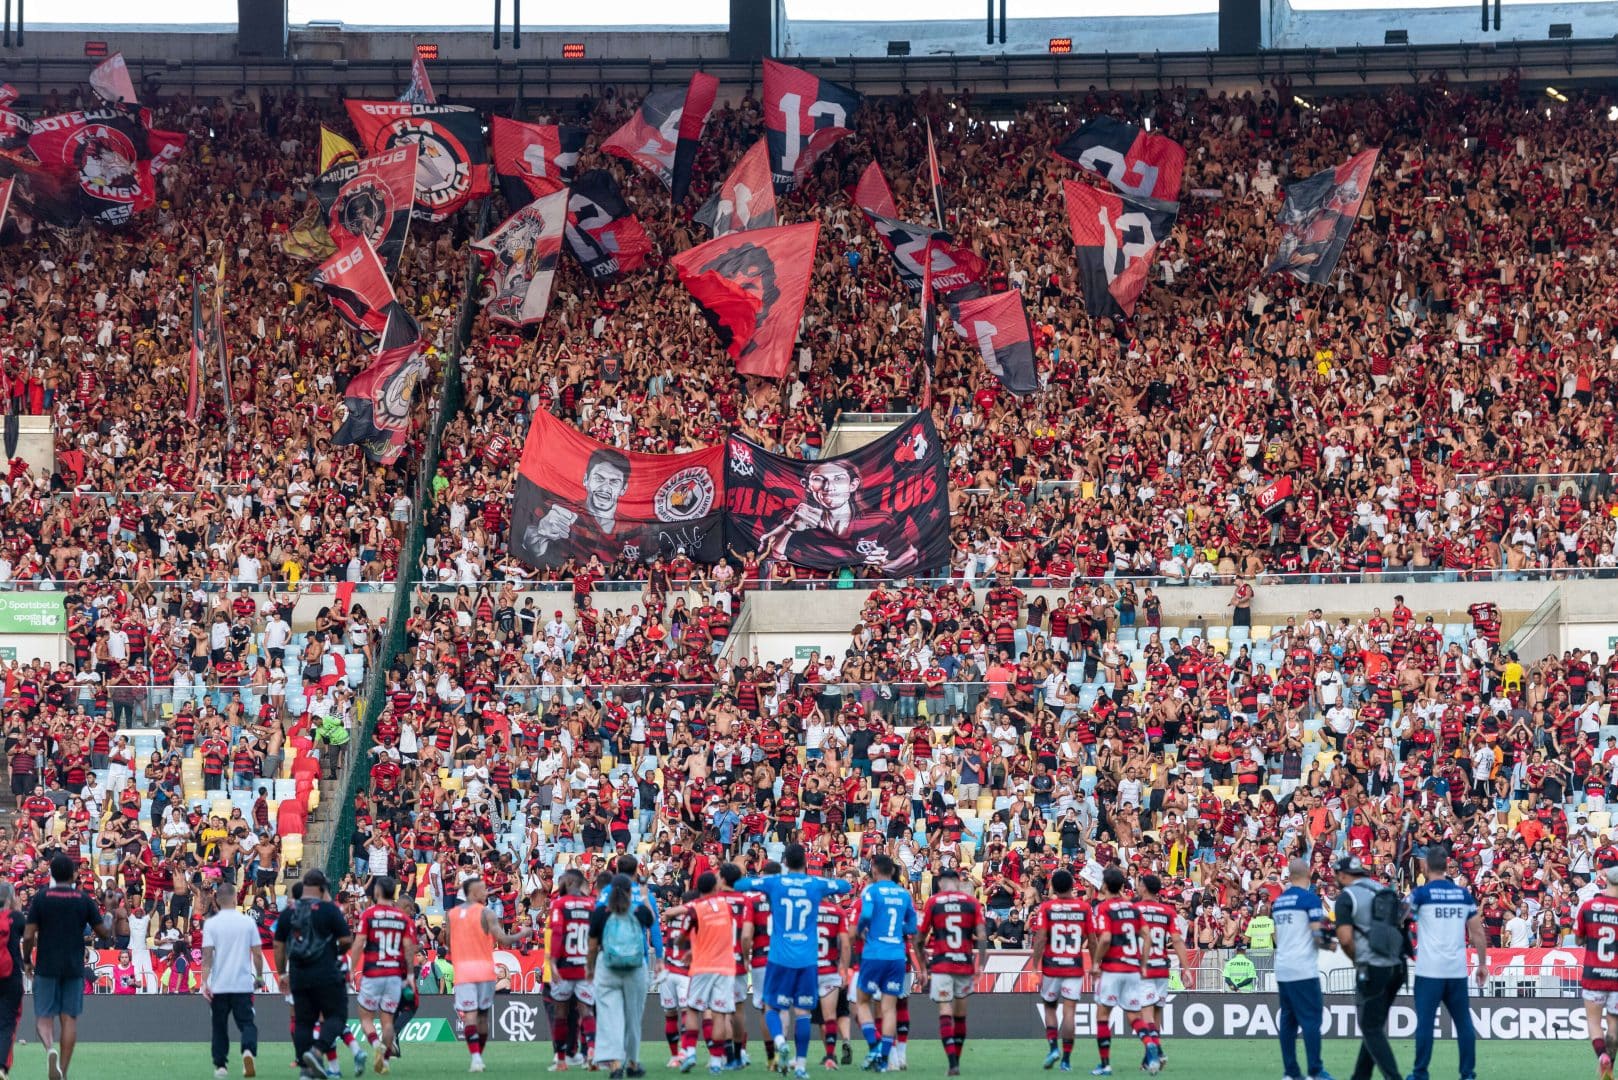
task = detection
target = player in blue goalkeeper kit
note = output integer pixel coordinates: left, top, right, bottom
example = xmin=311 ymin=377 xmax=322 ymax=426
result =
xmin=737 ymin=843 xmax=852 ymax=1080
xmin=854 ymin=855 xmax=918 ymax=1073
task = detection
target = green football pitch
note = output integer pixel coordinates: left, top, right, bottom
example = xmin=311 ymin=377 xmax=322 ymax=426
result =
xmin=18 ymin=1037 xmax=1594 ymax=1079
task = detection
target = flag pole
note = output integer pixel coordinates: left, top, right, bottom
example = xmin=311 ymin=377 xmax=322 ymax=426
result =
xmin=925 ymin=117 xmax=945 ymax=230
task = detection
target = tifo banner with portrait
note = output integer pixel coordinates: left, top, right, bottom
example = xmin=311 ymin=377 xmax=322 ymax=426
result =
xmin=509 ymin=411 xmax=725 ymax=568
xmin=724 ymin=413 xmax=950 ymax=575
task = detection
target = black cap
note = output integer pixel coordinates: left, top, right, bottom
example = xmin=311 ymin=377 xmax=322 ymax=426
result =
xmin=1335 ymin=855 xmax=1368 ymax=876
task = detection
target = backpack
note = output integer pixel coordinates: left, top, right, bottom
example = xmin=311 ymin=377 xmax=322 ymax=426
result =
xmin=285 ymin=898 xmax=332 ymax=966
xmin=0 ymin=910 xmax=14 ymax=979
xmin=1348 ymin=879 xmax=1409 ymax=966
xmin=601 ymin=909 xmax=646 ymax=972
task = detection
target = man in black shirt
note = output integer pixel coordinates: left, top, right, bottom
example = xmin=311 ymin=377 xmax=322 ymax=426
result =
xmin=22 ymin=853 xmax=122 ymax=1080
xmin=273 ymin=870 xmax=354 ymax=1080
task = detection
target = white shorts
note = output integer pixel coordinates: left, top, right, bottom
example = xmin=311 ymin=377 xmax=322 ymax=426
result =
xmin=928 ymin=974 xmax=973 ymax=1004
xmin=660 ymin=972 xmax=690 ymax=1012
xmin=743 ymin=971 xmax=765 ymax=1011
xmin=552 ymin=976 xmax=596 ymax=1007
xmin=1139 ymin=978 xmax=1169 ymax=1007
xmin=454 ymin=980 xmax=497 ymax=1013
xmin=818 ymin=974 xmax=843 ymax=1000
xmin=1583 ymin=988 xmax=1618 ymax=1014
xmin=357 ymin=975 xmax=403 ymax=1014
xmin=1095 ymin=972 xmax=1145 ymax=1011
xmin=687 ymin=972 xmax=737 ymax=1014
xmin=1038 ymin=976 xmax=1085 ymax=1004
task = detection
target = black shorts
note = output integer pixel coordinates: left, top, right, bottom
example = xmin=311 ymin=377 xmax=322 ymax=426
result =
xmin=10 ymin=772 xmax=31 ymax=797
xmin=256 ymin=868 xmax=277 ymax=887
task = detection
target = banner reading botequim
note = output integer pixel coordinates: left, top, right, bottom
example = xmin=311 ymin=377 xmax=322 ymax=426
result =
xmin=509 ymin=411 xmax=725 ymax=568
xmin=724 ymin=413 xmax=950 ymax=574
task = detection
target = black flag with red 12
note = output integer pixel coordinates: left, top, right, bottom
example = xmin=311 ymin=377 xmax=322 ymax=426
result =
xmin=949 ymin=290 xmax=1039 ymax=396
xmin=563 ymin=169 xmax=654 ymax=284
xmin=1063 ymin=179 xmax=1178 ymax=321
xmin=762 ymin=59 xmax=861 ymax=193
xmin=490 ymin=116 xmax=584 ymax=207
xmin=1054 ymin=116 xmax=1186 ymax=203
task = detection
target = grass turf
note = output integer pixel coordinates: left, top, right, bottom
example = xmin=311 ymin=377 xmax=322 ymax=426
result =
xmin=17 ymin=1036 xmax=1592 ymax=1079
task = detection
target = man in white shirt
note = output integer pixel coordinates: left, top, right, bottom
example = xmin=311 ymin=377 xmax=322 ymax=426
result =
xmin=200 ymin=881 xmax=265 ymax=1079
xmin=1503 ymin=902 xmax=1533 ymax=947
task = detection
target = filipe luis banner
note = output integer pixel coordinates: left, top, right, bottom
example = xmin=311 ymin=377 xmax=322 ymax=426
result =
xmin=724 ymin=413 xmax=950 ymax=574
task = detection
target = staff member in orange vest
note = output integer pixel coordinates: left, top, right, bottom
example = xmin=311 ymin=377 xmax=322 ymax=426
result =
xmin=447 ymin=876 xmax=534 ymax=1074
xmin=663 ymin=872 xmax=740 ymax=1074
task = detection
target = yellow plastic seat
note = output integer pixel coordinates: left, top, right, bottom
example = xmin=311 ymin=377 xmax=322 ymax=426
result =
xmin=1251 ymin=625 xmax=1273 ymax=641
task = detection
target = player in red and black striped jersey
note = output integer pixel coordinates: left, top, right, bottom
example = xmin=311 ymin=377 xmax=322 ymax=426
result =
xmin=920 ymin=869 xmax=987 ymax=1075
xmin=1029 ymin=869 xmax=1091 ymax=1072
xmin=546 ymin=869 xmax=598 ymax=1070
xmin=1091 ymin=867 xmax=1150 ymax=1074
xmin=349 ymin=875 xmax=418 ymax=1071
xmin=1134 ymin=874 xmax=1190 ymax=1073
xmin=747 ymin=878 xmax=773 ymax=1066
xmin=716 ymin=862 xmax=760 ymax=1070
xmin=815 ymin=894 xmax=851 ymax=1069
xmin=1577 ymin=870 xmax=1618 ymax=1079
xmin=661 ymin=892 xmax=697 ymax=1067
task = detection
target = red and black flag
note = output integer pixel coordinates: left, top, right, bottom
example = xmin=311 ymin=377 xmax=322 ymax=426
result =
xmin=27 ymin=106 xmax=153 ymax=228
xmin=344 ymin=100 xmax=490 ymax=222
xmin=850 ymin=160 xmax=897 ymax=219
xmin=334 ymin=302 xmax=428 ymax=465
xmin=694 ymin=138 xmax=777 ymax=238
xmin=1266 ymin=148 xmax=1379 ymax=285
xmin=471 ymin=189 xmax=567 ymax=327
xmin=0 ymin=102 xmax=30 ymax=152
xmin=1063 ymin=178 xmax=1177 ymax=320
xmin=672 ymin=73 xmax=721 ymax=202
xmin=311 ymin=236 xmax=397 ymax=336
xmin=601 ymin=73 xmax=718 ymax=199
xmin=0 ymin=178 xmax=14 ymax=233
xmin=313 ymin=144 xmax=417 ymax=277
xmin=672 ymin=222 xmax=819 ymax=381
xmin=724 ymin=412 xmax=950 ymax=574
xmin=762 ymin=59 xmax=861 ymax=193
xmin=563 ymin=169 xmax=654 ymax=284
xmin=186 ymin=278 xmax=204 ymax=422
xmin=851 ymin=161 xmax=985 ymax=298
xmin=1055 ymin=116 xmax=1185 ymax=202
xmin=950 ymin=290 xmax=1039 ymax=396
xmin=399 ymin=54 xmax=437 ymax=105
xmin=510 ymin=410 xmax=726 ymax=568
xmin=490 ymin=116 xmax=584 ymax=206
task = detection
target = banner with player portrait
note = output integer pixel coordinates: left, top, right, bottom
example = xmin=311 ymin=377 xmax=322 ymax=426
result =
xmin=344 ymin=100 xmax=491 ymax=222
xmin=1266 ymin=147 xmax=1379 ymax=285
xmin=724 ymin=413 xmax=950 ymax=574
xmin=510 ymin=410 xmax=725 ymax=568
xmin=672 ymin=222 xmax=819 ymax=380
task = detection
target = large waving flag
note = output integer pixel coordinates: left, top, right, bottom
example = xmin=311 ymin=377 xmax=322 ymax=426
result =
xmin=491 ymin=117 xmax=584 ymax=206
xmin=186 ymin=278 xmax=204 ymax=422
xmin=694 ymin=139 xmax=777 ymax=238
xmin=762 ymin=60 xmax=861 ymax=193
xmin=27 ymin=107 xmax=153 ymax=228
xmin=672 ymin=222 xmax=819 ymax=380
xmin=951 ymin=291 xmax=1039 ymax=396
xmin=311 ymin=237 xmax=397 ymax=336
xmin=1063 ymin=179 xmax=1178 ymax=320
xmin=852 ymin=162 xmax=985 ymax=298
xmin=344 ymin=100 xmax=490 ymax=222
xmin=602 ymin=73 xmax=719 ymax=198
xmin=563 ymin=170 xmax=654 ymax=284
xmin=334 ymin=302 xmax=428 ymax=465
xmin=1055 ymin=116 xmax=1185 ymax=203
xmin=471 ymin=189 xmax=567 ymax=327
xmin=1266 ymin=148 xmax=1379 ymax=285
xmin=313 ymin=144 xmax=417 ymax=277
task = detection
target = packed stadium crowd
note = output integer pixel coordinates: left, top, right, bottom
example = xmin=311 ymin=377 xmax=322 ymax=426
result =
xmin=0 ymin=71 xmax=1615 ymax=1042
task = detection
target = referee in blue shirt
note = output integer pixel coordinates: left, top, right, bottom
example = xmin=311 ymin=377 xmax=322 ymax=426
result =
xmin=1270 ymin=857 xmax=1333 ymax=1080
xmin=1407 ymin=849 xmax=1486 ymax=1080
